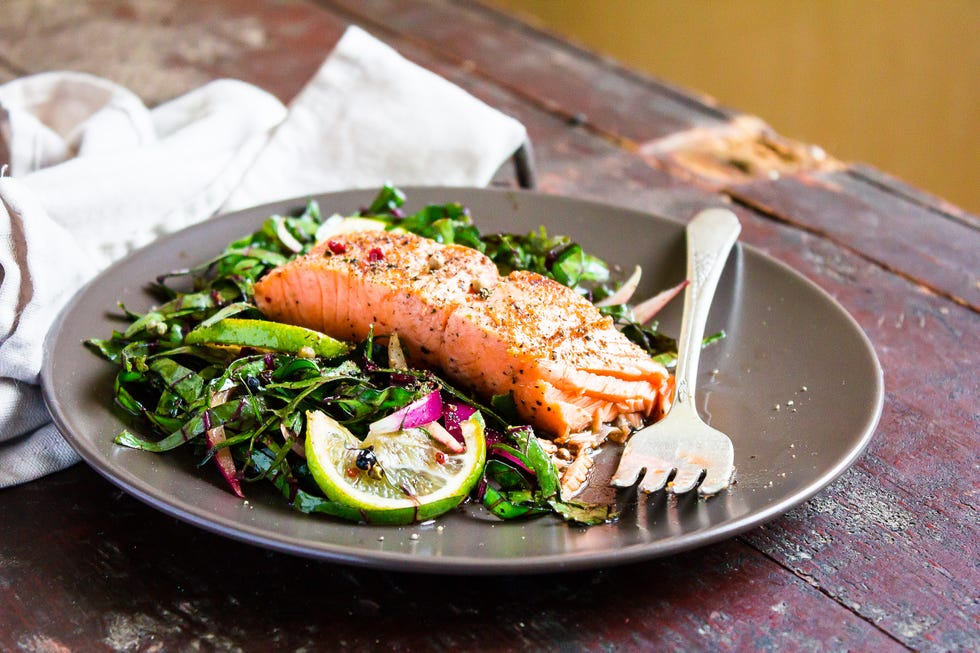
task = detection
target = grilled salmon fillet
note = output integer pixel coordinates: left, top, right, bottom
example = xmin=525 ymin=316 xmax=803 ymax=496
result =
xmin=254 ymin=230 xmax=673 ymax=438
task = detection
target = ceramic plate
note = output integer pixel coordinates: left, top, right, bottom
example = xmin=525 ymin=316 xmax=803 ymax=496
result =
xmin=42 ymin=187 xmax=883 ymax=574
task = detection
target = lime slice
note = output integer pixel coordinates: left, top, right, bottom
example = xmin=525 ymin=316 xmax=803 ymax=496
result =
xmin=305 ymin=409 xmax=486 ymax=525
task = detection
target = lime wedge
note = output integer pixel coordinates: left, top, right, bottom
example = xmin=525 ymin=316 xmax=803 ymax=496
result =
xmin=184 ymin=318 xmax=348 ymax=358
xmin=305 ymin=409 xmax=486 ymax=525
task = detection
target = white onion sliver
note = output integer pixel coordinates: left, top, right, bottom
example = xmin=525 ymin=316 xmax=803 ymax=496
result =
xmin=418 ymin=421 xmax=465 ymax=453
xmin=387 ymin=332 xmax=408 ymax=370
xmin=273 ymin=215 xmax=304 ymax=253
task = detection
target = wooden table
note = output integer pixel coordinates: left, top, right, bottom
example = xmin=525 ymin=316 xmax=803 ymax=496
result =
xmin=2 ymin=2 xmax=976 ymax=650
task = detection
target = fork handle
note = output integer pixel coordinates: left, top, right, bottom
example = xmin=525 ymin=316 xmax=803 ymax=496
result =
xmin=673 ymin=208 xmax=741 ymax=412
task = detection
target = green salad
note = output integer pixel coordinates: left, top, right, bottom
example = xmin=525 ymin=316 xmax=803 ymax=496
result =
xmin=86 ymin=186 xmax=685 ymax=526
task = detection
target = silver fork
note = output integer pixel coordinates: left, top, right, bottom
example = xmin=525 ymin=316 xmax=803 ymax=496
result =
xmin=611 ymin=208 xmax=741 ymax=496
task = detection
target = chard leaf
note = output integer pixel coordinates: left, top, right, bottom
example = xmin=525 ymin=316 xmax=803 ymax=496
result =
xmin=115 ymin=396 xmax=262 ymax=452
xmin=85 ymin=337 xmax=126 ymax=363
xmin=548 ymin=499 xmax=618 ymax=525
xmin=510 ymin=427 xmax=560 ymax=498
xmin=482 ymin=486 xmax=550 ymax=520
xmin=148 ymin=357 xmax=203 ymax=405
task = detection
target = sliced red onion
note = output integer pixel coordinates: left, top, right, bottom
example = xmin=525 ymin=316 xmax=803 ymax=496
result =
xmin=205 ymin=426 xmax=243 ymax=497
xmin=204 ymin=420 xmax=241 ymax=498
xmin=282 ymin=423 xmax=306 ymax=459
xmin=633 ymin=279 xmax=689 ymax=324
xmin=205 ymin=390 xmax=243 ymax=497
xmin=442 ymin=400 xmax=476 ymax=443
xmin=443 ymin=400 xmax=508 ymax=447
xmin=369 ymin=389 xmax=443 ymax=434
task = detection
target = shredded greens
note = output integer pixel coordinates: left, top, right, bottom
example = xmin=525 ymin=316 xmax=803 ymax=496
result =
xmin=86 ymin=185 xmax=687 ymax=526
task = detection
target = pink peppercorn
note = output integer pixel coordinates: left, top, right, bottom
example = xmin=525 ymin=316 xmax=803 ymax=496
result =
xmin=326 ymin=240 xmax=347 ymax=255
xmin=368 ymin=247 xmax=385 ymax=262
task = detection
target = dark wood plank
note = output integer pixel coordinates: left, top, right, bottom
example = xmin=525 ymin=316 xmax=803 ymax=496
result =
xmin=161 ymin=0 xmax=347 ymax=104
xmin=321 ymin=0 xmax=736 ymax=140
xmin=849 ymin=163 xmax=979 ymax=229
xmin=632 ymin=118 xmax=980 ymax=312
xmin=0 ymin=0 xmax=344 ymax=105
xmin=748 ymin=465 xmax=979 ymax=651
xmin=727 ymin=171 xmax=980 ymax=310
xmin=0 ymin=466 xmax=905 ymax=652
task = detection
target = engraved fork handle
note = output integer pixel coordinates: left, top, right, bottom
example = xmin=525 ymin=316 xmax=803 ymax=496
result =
xmin=672 ymin=209 xmax=741 ymax=413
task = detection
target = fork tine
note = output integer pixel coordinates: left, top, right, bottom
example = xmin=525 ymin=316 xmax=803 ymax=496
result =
xmin=637 ymin=465 xmax=672 ymax=493
xmin=609 ymin=454 xmax=644 ymax=488
xmin=668 ymin=462 xmax=704 ymax=494
xmin=611 ymin=443 xmax=674 ymax=492
xmin=698 ymin=463 xmax=734 ymax=496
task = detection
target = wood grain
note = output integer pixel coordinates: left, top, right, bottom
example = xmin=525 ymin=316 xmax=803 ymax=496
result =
xmin=728 ymin=171 xmax=980 ymax=310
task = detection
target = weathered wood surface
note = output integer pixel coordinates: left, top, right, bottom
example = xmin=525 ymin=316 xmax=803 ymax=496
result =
xmin=1 ymin=1 xmax=977 ymax=651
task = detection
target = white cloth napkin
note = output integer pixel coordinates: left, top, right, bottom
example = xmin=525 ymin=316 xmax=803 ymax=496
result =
xmin=0 ymin=25 xmax=527 ymax=488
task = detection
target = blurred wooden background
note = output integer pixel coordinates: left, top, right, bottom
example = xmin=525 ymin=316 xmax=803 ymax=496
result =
xmin=489 ymin=0 xmax=980 ymax=214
